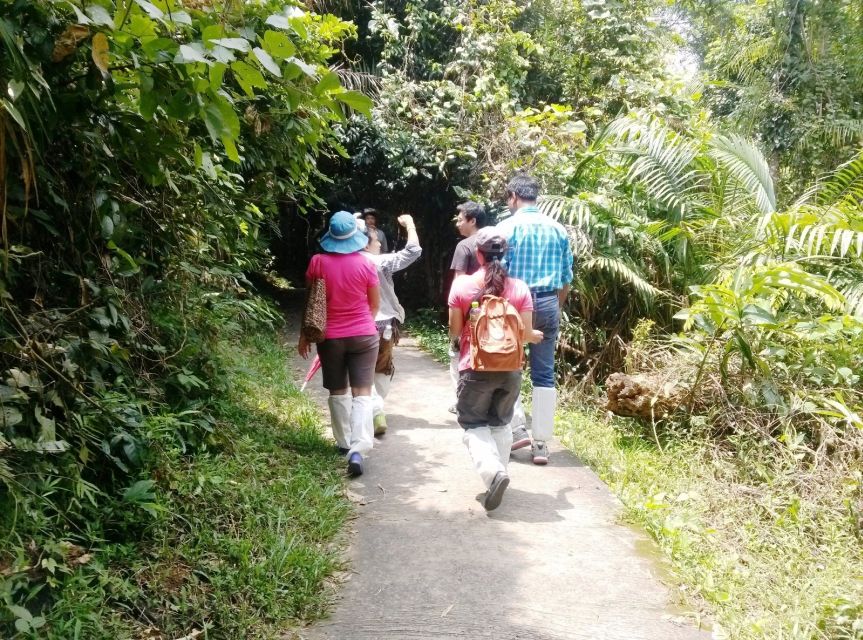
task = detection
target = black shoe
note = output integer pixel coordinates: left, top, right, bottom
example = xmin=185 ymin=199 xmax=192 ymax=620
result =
xmin=347 ymin=452 xmax=363 ymax=477
xmin=483 ymin=471 xmax=510 ymax=511
xmin=336 ymin=446 xmax=350 ymax=455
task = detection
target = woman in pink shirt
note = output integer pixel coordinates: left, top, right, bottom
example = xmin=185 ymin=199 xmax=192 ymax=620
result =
xmin=298 ymin=211 xmax=380 ymax=476
xmin=448 ymin=227 xmax=542 ymax=511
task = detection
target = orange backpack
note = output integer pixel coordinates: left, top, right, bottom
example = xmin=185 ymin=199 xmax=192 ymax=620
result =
xmin=469 ymin=295 xmax=525 ymax=372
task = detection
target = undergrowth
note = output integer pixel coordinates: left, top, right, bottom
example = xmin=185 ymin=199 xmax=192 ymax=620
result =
xmin=1 ymin=331 xmax=349 ymax=639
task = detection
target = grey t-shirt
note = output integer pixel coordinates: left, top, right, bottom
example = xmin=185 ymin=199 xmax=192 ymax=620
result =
xmin=450 ymin=235 xmax=480 ymax=275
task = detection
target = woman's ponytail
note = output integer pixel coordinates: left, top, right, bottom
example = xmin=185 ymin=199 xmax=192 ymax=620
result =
xmin=478 ymin=251 xmax=508 ymax=298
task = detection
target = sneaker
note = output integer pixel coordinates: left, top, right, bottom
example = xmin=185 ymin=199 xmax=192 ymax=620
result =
xmin=448 ymin=404 xmax=457 ymax=414
xmin=511 ymin=425 xmax=531 ymax=451
xmin=373 ymin=414 xmax=387 ymax=436
xmin=347 ymin=452 xmax=363 ymax=476
xmin=531 ymin=440 xmax=549 ymax=465
xmin=484 ymin=471 xmax=510 ymax=511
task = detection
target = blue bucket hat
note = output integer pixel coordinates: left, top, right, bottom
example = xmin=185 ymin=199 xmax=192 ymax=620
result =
xmin=319 ymin=211 xmax=369 ymax=254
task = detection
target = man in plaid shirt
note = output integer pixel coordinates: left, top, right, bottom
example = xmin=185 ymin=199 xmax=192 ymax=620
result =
xmin=496 ymin=174 xmax=573 ymax=465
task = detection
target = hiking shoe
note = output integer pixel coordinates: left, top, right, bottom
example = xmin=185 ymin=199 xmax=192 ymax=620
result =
xmin=532 ymin=440 xmax=549 ymax=465
xmin=511 ymin=425 xmax=531 ymax=451
xmin=347 ymin=452 xmax=363 ymax=477
xmin=373 ymin=414 xmax=387 ymax=436
xmin=484 ymin=471 xmax=510 ymax=511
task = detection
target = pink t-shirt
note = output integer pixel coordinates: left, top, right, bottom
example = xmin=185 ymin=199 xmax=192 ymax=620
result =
xmin=307 ymin=252 xmax=379 ymax=339
xmin=448 ymin=268 xmax=534 ymax=372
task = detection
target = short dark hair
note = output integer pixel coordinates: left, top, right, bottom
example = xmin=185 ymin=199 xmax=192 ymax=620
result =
xmin=456 ymin=201 xmax=487 ymax=229
xmin=505 ymin=173 xmax=540 ymax=202
xmin=362 ymin=207 xmax=378 ymax=220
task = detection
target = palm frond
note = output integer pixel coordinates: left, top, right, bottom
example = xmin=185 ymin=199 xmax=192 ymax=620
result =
xmin=604 ymin=117 xmax=702 ymax=217
xmin=331 ymin=64 xmax=383 ymax=97
xmin=710 ymin=134 xmax=776 ymax=215
xmin=814 ymin=149 xmax=863 ymax=207
xmin=720 ymin=35 xmax=774 ymax=86
xmin=581 ymin=255 xmax=665 ymax=303
xmin=537 ymin=194 xmax=590 ymax=228
xmin=841 ymin=281 xmax=863 ymax=317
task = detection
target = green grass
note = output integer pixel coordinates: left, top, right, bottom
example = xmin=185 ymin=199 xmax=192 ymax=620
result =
xmin=404 ymin=309 xmax=451 ymax=364
xmin=6 ymin=331 xmax=350 ymax=640
xmin=558 ymin=407 xmax=863 ymax=640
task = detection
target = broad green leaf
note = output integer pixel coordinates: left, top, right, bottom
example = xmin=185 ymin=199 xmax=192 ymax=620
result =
xmin=335 ymin=90 xmax=372 ymax=116
xmin=1 ymin=407 xmax=23 ymax=428
xmin=741 ymin=303 xmax=776 ymax=326
xmin=201 ymin=151 xmax=217 ymax=179
xmin=101 ymin=215 xmax=115 ymax=238
xmin=314 ymin=71 xmax=341 ymax=95
xmin=140 ymin=89 xmax=158 ymax=120
xmin=134 ymin=0 xmax=163 ymax=19
xmin=175 ymin=43 xmax=208 ymax=64
xmin=122 ymin=479 xmax=155 ymax=502
xmin=166 ymin=10 xmax=191 ymax=25
xmin=202 ymin=24 xmax=225 ymax=43
xmin=215 ymin=96 xmax=240 ymax=138
xmin=209 ymin=62 xmax=226 ymax=89
xmin=9 ymin=605 xmax=32 ymax=622
xmin=209 ymin=45 xmax=235 ymax=64
xmin=252 ymin=47 xmax=281 ymax=77
xmin=7 ymin=80 xmax=25 ymax=101
xmin=222 ymin=135 xmax=239 ymax=162
xmin=286 ymin=56 xmax=317 ymax=78
xmin=1 ymin=99 xmax=26 ymax=130
xmin=231 ymin=61 xmax=267 ymax=91
xmin=210 ymin=37 xmax=251 ymax=52
xmin=127 ymin=15 xmax=158 ymax=40
xmin=263 ymin=30 xmax=295 ymax=59
xmin=265 ymin=14 xmax=290 ymax=30
xmin=86 ymin=4 xmax=113 ymax=26
xmin=141 ymin=37 xmax=178 ymax=60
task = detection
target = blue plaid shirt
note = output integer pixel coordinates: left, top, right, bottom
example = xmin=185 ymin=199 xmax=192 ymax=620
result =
xmin=497 ymin=206 xmax=574 ymax=292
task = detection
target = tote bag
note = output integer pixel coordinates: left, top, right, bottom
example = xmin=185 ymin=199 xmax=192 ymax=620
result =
xmin=301 ymin=277 xmax=327 ymax=343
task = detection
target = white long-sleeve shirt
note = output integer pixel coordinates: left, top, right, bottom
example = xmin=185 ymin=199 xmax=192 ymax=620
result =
xmin=363 ymin=241 xmax=422 ymax=323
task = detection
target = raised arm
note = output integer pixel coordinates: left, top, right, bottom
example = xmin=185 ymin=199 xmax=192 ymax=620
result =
xmin=381 ymin=214 xmax=422 ymax=273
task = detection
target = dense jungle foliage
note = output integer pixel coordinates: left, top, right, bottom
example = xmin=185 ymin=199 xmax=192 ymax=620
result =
xmin=1 ymin=0 xmax=862 ymax=638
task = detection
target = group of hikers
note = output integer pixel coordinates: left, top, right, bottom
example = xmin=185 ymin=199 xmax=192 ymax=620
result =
xmin=297 ymin=173 xmax=574 ymax=511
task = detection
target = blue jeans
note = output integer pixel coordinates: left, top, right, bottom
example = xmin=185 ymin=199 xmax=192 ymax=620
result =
xmin=528 ymin=295 xmax=560 ymax=388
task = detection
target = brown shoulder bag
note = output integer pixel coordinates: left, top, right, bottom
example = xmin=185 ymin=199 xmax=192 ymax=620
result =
xmin=301 ymin=277 xmax=327 ymax=343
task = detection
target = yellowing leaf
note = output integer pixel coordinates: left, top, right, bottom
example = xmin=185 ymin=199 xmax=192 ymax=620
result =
xmin=91 ymin=32 xmax=110 ymax=76
xmin=51 ymin=24 xmax=90 ymax=62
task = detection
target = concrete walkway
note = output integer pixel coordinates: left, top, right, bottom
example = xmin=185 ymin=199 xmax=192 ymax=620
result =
xmin=292 ymin=335 xmax=710 ymax=640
